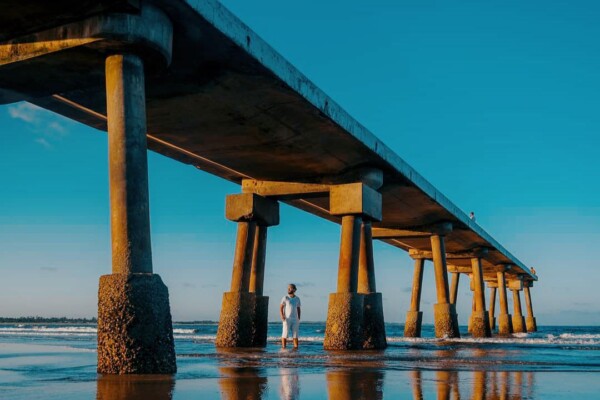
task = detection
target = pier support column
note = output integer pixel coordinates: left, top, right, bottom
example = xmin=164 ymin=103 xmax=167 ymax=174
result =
xmin=97 ymin=54 xmax=176 ymax=374
xmin=449 ymin=272 xmax=460 ymax=305
xmin=496 ymin=268 xmax=513 ymax=336
xmin=511 ymin=288 xmax=526 ymax=333
xmin=404 ymin=258 xmax=425 ymax=338
xmin=470 ymin=257 xmax=491 ymax=337
xmin=357 ymin=220 xmax=387 ymax=349
xmin=325 ymin=183 xmax=382 ymax=350
xmin=467 ymin=287 xmax=475 ymax=333
xmin=431 ymin=234 xmax=460 ymax=338
xmin=523 ymin=283 xmax=537 ymax=332
xmin=216 ymin=194 xmax=279 ymax=348
xmin=489 ymin=286 xmax=497 ymax=332
xmin=324 ymin=215 xmax=365 ymax=350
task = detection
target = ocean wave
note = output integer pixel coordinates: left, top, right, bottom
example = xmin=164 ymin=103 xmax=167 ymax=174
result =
xmin=1 ymin=326 xmax=599 ymax=347
xmin=0 ymin=326 xmax=97 ymax=336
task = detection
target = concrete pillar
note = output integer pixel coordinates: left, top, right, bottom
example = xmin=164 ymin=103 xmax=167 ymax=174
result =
xmin=97 ymin=54 xmax=176 ymax=374
xmin=496 ymin=270 xmax=513 ymax=336
xmin=357 ymin=220 xmax=386 ymax=349
xmin=524 ymin=285 xmax=538 ymax=332
xmin=404 ymin=258 xmax=424 ymax=338
xmin=325 ymin=182 xmax=382 ymax=350
xmin=229 ymin=221 xmax=257 ymax=293
xmin=467 ymin=287 xmax=475 ymax=333
xmin=511 ymin=289 xmax=526 ymax=333
xmin=337 ymin=215 xmax=362 ymax=293
xmin=470 ymin=257 xmax=491 ymax=337
xmin=449 ymin=272 xmax=460 ymax=305
xmin=489 ymin=286 xmax=497 ymax=332
xmin=249 ymin=226 xmax=267 ymax=296
xmin=430 ymin=234 xmax=460 ymax=338
xmin=325 ymin=215 xmax=365 ymax=350
xmin=216 ymin=193 xmax=279 ymax=348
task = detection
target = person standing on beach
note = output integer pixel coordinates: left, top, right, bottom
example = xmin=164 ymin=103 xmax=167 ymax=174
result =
xmin=280 ymin=283 xmax=301 ymax=349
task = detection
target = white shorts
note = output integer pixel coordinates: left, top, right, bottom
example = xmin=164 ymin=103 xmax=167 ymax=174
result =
xmin=282 ymin=319 xmax=299 ymax=339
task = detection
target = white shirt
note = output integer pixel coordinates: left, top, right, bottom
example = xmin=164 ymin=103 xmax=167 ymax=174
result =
xmin=281 ymin=295 xmax=301 ymax=320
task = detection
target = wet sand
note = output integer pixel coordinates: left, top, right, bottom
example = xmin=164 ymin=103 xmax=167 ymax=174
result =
xmin=1 ymin=342 xmax=600 ymax=399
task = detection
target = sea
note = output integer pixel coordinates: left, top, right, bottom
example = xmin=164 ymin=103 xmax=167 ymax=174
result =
xmin=0 ymin=322 xmax=599 ymax=399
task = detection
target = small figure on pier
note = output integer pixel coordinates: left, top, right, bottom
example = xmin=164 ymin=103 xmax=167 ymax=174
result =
xmin=531 ymin=267 xmax=536 ymax=275
xmin=280 ymin=284 xmax=302 ymax=349
xmin=469 ymin=211 xmax=476 ymax=222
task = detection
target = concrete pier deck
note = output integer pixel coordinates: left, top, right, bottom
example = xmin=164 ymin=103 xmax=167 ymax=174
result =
xmin=0 ymin=0 xmax=536 ymax=284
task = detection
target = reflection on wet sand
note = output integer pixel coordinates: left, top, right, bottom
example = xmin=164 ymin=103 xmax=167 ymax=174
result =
xmin=218 ymin=366 xmax=267 ymax=400
xmin=96 ymin=374 xmax=175 ymax=400
xmin=279 ymin=367 xmax=300 ymax=400
xmin=424 ymin=370 xmax=530 ymax=400
xmin=326 ymin=368 xmax=384 ymax=400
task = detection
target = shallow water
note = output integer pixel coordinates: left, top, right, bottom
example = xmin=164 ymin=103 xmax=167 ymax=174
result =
xmin=0 ymin=322 xmax=599 ymax=399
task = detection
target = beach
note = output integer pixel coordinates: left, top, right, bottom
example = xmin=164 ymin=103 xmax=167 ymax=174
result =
xmin=1 ymin=322 xmax=599 ymax=399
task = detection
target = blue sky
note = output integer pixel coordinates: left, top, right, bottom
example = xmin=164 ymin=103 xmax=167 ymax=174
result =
xmin=1 ymin=0 xmax=599 ymax=325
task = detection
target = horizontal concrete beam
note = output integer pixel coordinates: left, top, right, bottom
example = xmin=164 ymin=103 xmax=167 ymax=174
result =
xmin=409 ymin=247 xmax=489 ymax=260
xmin=241 ymin=179 xmax=330 ymax=200
xmin=329 ymin=183 xmax=382 ymax=221
xmin=225 ymin=193 xmax=279 ymax=226
xmin=372 ymin=222 xmax=452 ymax=239
xmin=508 ymin=280 xmax=523 ymax=291
xmin=0 ymin=3 xmax=173 ymax=69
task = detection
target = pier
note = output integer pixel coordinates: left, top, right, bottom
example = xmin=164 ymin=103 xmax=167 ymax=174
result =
xmin=0 ymin=0 xmax=538 ymax=373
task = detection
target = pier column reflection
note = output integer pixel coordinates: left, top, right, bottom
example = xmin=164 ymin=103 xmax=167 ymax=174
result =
xmin=410 ymin=370 xmax=423 ymax=400
xmin=326 ymin=368 xmax=384 ymax=400
xmin=219 ymin=366 xmax=267 ymax=400
xmin=96 ymin=375 xmax=175 ymax=400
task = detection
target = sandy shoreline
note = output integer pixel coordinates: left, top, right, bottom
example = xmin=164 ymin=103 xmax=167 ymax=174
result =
xmin=1 ymin=341 xmax=600 ymax=399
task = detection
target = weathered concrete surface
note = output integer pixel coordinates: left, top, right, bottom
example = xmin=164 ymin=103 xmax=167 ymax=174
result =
xmin=404 ymin=311 xmax=423 ymax=338
xmin=433 ymin=303 xmax=460 ymax=339
xmin=97 ymin=274 xmax=176 ymax=374
xmin=526 ymin=317 xmax=537 ymax=333
xmin=324 ymin=293 xmax=365 ymax=350
xmin=226 ymin=193 xmax=279 ymax=226
xmin=512 ymin=315 xmax=526 ymax=334
xmin=0 ymin=0 xmax=536 ymax=285
xmin=497 ymin=313 xmax=513 ymax=336
xmin=336 ymin=215 xmax=362 ymax=293
xmin=106 ymin=53 xmax=152 ymax=275
xmin=404 ymin=258 xmax=424 ymax=337
xmin=470 ymin=257 xmax=491 ymax=338
xmin=362 ymin=292 xmax=386 ymax=349
xmin=470 ymin=311 xmax=491 ymax=338
xmin=511 ymin=289 xmax=526 ymax=334
xmin=523 ymin=285 xmax=537 ymax=333
xmin=252 ymin=295 xmax=269 ymax=347
xmin=489 ymin=287 xmax=497 ymax=331
xmin=215 ymin=291 xmax=256 ymax=348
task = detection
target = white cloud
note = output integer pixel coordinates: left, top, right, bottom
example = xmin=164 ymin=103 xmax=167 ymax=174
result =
xmin=7 ymin=102 xmax=72 ymax=148
xmin=8 ymin=103 xmax=42 ymax=123
xmin=35 ymin=138 xmax=52 ymax=149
